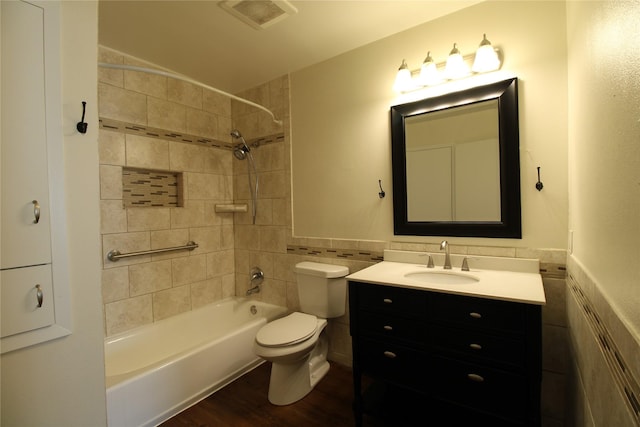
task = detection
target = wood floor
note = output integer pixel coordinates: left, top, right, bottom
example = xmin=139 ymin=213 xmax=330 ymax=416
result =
xmin=160 ymin=361 xmax=366 ymax=427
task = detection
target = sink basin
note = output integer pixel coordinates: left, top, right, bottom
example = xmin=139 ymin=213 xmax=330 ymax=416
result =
xmin=404 ymin=270 xmax=479 ymax=285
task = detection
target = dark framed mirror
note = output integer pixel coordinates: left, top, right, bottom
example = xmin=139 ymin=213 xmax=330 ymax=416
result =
xmin=391 ymin=77 xmax=521 ymax=238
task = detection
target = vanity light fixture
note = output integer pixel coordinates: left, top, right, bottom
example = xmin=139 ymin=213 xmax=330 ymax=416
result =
xmin=393 ymin=59 xmax=414 ymax=93
xmin=419 ymin=51 xmax=441 ymax=86
xmin=444 ymin=43 xmax=470 ymax=80
xmin=472 ymin=34 xmax=501 ymax=73
xmin=393 ymin=34 xmax=502 ymax=93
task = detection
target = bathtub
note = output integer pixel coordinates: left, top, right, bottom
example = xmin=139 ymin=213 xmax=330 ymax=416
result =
xmin=105 ymin=297 xmax=287 ymax=427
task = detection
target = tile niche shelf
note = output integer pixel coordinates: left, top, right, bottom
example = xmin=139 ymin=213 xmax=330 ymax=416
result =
xmin=122 ymin=167 xmax=183 ymax=208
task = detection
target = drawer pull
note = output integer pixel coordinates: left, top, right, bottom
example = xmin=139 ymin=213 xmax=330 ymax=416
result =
xmin=383 ymin=351 xmax=397 ymax=359
xmin=383 ymin=325 xmax=393 ymax=331
xmin=467 ymin=373 xmax=484 ymax=382
xmin=383 ymin=298 xmax=393 ymax=304
xmin=35 ymin=284 xmax=43 ymax=308
xmin=469 ymin=312 xmax=482 ymax=319
xmin=33 ymin=200 xmax=41 ymax=224
xmin=469 ymin=343 xmax=482 ymax=350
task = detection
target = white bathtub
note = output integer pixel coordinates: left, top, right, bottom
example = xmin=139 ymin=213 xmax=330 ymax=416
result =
xmin=105 ymin=297 xmax=287 ymax=427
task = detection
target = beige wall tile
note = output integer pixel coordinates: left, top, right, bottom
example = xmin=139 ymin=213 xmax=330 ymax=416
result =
xmin=172 ymin=254 xmax=206 ymax=286
xmin=260 ymin=226 xmax=287 ymax=253
xmin=171 ymin=201 xmax=206 ymax=228
xmin=102 ymin=232 xmax=150 ymax=268
xmin=129 ymin=260 xmax=172 ymax=296
xmin=542 ymin=278 xmax=567 ymax=327
xmin=207 ymin=250 xmax=235 ymax=278
xmin=105 ymin=295 xmax=153 ymax=336
xmin=151 ymin=228 xmax=190 ymax=250
xmin=100 ymin=165 xmax=123 ymax=200
xmin=168 ymin=79 xmax=202 ymax=109
xmin=99 ymin=129 xmax=126 ymax=165
xmin=190 ymin=226 xmax=222 ymax=253
xmin=125 ymin=134 xmax=170 ymax=170
xmin=101 ymin=200 xmax=127 ymax=234
xmin=169 ymin=141 xmax=207 ymax=172
xmin=98 ymin=48 xmax=124 ymax=87
xmin=191 ymin=278 xmax=223 ymax=309
xmin=124 ymin=69 xmax=167 ymax=99
xmin=203 ymin=90 xmax=231 ymax=117
xmin=187 ymin=172 xmax=227 ymax=200
xmin=101 ymin=266 xmax=129 ymax=303
xmin=127 ymin=207 xmax=171 ymax=232
xmin=204 ymin=148 xmax=232 ymax=176
xmin=153 ymin=285 xmax=191 ymax=320
xmin=99 ymin=83 xmax=147 ymax=124
xmin=186 ymin=108 xmax=217 ymax=140
xmin=147 ymin=97 xmax=187 ymax=133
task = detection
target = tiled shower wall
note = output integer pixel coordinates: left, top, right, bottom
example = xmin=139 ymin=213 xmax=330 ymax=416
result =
xmin=99 ymin=47 xmax=236 ymax=335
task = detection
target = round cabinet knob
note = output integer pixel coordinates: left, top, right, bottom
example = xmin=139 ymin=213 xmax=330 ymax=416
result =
xmin=383 ymin=298 xmax=393 ymax=304
xmin=383 ymin=325 xmax=393 ymax=331
xmin=383 ymin=351 xmax=397 ymax=359
xmin=469 ymin=312 xmax=482 ymax=319
xmin=469 ymin=343 xmax=483 ymax=351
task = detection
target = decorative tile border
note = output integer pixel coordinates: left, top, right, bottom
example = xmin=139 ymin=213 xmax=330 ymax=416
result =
xmin=99 ymin=117 xmax=284 ymax=151
xmin=286 ymin=245 xmax=384 ymax=262
xmin=568 ymin=274 xmax=640 ymax=423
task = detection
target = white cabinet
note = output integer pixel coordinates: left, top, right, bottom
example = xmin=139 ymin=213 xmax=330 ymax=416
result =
xmin=1 ymin=0 xmax=53 ymax=270
xmin=1 ymin=0 xmax=71 ymax=352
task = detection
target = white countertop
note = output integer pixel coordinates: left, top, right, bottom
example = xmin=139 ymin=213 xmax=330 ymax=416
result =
xmin=347 ymin=259 xmax=546 ymax=305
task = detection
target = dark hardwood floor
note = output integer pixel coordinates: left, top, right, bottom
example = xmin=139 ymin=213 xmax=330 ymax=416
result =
xmin=160 ymin=361 xmax=367 ymax=427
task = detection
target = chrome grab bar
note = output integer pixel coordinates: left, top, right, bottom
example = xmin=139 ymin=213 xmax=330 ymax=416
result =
xmin=107 ymin=241 xmax=198 ymax=262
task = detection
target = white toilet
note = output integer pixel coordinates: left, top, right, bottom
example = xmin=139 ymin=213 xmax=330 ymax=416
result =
xmin=253 ymin=261 xmax=349 ymax=405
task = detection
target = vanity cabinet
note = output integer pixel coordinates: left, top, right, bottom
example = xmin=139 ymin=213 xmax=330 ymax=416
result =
xmin=349 ymin=281 xmax=541 ymax=426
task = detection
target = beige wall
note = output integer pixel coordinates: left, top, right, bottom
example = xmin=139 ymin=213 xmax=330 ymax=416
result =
xmin=566 ymin=1 xmax=640 ymax=425
xmin=1 ymin=2 xmax=107 ymax=425
xmin=291 ymin=1 xmax=569 ymax=250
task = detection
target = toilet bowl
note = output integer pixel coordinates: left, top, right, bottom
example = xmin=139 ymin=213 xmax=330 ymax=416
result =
xmin=253 ymin=261 xmax=349 ymax=406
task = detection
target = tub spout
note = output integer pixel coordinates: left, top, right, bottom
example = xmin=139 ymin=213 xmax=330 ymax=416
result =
xmin=246 ymin=285 xmax=261 ymax=296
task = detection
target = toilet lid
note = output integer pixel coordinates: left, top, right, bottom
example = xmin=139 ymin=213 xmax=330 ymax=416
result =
xmin=256 ymin=312 xmax=318 ymax=347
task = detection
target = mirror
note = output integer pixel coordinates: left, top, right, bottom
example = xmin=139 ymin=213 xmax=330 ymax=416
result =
xmin=391 ymin=78 xmax=521 ymax=238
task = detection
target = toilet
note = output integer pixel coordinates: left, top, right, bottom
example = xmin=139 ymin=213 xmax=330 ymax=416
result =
xmin=253 ymin=261 xmax=349 ymax=405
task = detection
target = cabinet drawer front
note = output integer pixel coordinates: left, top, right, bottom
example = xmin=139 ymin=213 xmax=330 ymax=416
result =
xmin=359 ymin=311 xmax=427 ymax=346
xmin=1 ymin=264 xmax=54 ymax=337
xmin=359 ymin=338 xmax=426 ymax=388
xmin=355 ymin=283 xmax=427 ymax=318
xmin=430 ymin=355 xmax=527 ymax=421
xmin=431 ymin=325 xmax=525 ymax=369
xmin=429 ymin=292 xmax=525 ymax=333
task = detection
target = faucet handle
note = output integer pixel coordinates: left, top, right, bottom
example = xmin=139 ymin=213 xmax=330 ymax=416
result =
xmin=461 ymin=257 xmax=470 ymax=272
xmin=427 ymin=254 xmax=435 ymax=268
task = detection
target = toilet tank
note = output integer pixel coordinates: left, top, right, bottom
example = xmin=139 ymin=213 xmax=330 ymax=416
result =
xmin=295 ymin=261 xmax=349 ymax=318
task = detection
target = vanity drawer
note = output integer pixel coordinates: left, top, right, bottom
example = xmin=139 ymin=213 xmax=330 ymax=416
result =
xmin=428 ymin=292 xmax=525 ymax=334
xmin=358 ymin=338 xmax=426 ymax=389
xmin=359 ymin=310 xmax=428 ymax=347
xmin=354 ymin=283 xmax=427 ymax=318
xmin=429 ymin=355 xmax=527 ymax=422
xmin=430 ymin=325 xmax=525 ymax=369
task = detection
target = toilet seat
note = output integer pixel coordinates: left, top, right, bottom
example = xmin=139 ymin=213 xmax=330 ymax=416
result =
xmin=256 ymin=312 xmax=318 ymax=347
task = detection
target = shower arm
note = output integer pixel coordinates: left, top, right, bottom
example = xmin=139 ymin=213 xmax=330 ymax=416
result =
xmin=98 ymin=63 xmax=283 ymax=126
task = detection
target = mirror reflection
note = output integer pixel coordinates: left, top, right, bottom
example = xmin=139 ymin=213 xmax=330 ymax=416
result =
xmin=405 ymin=99 xmax=500 ymax=222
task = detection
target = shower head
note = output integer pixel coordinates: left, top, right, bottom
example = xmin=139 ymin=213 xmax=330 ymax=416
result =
xmin=231 ymin=129 xmax=251 ymax=160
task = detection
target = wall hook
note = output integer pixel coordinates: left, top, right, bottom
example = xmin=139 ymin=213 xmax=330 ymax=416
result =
xmin=378 ymin=180 xmax=386 ymax=198
xmin=76 ymin=101 xmax=88 ymax=134
xmin=535 ymin=167 xmax=544 ymax=191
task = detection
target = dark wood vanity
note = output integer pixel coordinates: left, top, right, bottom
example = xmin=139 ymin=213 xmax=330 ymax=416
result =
xmin=349 ymin=280 xmax=542 ymax=426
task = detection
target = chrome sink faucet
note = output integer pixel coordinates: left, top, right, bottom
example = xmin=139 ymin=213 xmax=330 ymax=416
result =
xmin=440 ymin=240 xmax=452 ymax=269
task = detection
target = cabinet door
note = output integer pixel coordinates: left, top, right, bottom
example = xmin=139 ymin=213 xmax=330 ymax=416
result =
xmin=1 ymin=265 xmax=55 ymax=337
xmin=1 ymin=0 xmax=52 ymax=270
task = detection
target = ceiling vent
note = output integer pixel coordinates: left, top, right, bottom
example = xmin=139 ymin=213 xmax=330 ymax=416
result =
xmin=219 ymin=0 xmax=298 ymax=30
